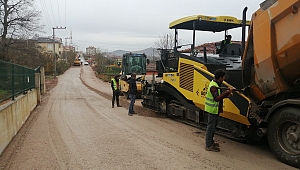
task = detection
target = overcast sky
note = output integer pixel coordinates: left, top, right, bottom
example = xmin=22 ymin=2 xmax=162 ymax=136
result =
xmin=34 ymin=0 xmax=264 ymax=52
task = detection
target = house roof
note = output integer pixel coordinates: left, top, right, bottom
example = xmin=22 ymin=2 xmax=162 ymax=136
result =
xmin=37 ymin=37 xmax=62 ymax=43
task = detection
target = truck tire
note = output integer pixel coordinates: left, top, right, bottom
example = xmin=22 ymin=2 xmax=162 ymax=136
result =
xmin=267 ymin=107 xmax=300 ymax=168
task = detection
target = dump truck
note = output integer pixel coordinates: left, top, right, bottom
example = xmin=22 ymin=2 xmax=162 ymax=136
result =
xmin=141 ymin=0 xmax=300 ymax=168
xmin=119 ymin=53 xmax=149 ymax=98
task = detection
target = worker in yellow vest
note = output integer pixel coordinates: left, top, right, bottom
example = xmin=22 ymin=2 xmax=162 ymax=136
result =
xmin=220 ymin=35 xmax=232 ymax=53
xmin=205 ymin=69 xmax=233 ymax=152
xmin=111 ymin=75 xmax=122 ymax=108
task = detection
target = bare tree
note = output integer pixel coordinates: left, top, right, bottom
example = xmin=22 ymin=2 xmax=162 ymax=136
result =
xmin=66 ymin=50 xmax=77 ymax=65
xmin=0 ymin=0 xmax=42 ymax=61
xmin=154 ymin=32 xmax=175 ymax=50
xmin=153 ymin=32 xmax=178 ymax=61
xmin=94 ymin=50 xmax=109 ymax=74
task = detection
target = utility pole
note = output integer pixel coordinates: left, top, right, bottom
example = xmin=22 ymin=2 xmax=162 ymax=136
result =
xmin=70 ymin=30 xmax=73 ymax=46
xmin=74 ymin=45 xmax=79 ymax=52
xmin=53 ymin=26 xmax=66 ymax=78
xmin=65 ymin=37 xmax=71 ymax=63
xmin=152 ymin=47 xmax=155 ymax=62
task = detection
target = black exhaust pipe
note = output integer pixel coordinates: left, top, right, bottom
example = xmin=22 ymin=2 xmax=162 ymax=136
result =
xmin=241 ymin=7 xmax=248 ymax=59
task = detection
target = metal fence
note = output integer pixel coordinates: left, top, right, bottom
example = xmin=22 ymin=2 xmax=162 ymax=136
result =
xmin=0 ymin=60 xmax=37 ymax=102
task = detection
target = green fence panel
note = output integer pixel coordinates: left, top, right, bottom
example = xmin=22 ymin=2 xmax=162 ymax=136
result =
xmin=0 ymin=60 xmax=36 ymax=102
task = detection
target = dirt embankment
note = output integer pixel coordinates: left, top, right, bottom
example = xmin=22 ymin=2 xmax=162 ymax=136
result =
xmin=45 ymin=77 xmax=58 ymax=92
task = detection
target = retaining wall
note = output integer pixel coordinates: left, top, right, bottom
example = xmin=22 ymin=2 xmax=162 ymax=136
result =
xmin=0 ymin=90 xmax=38 ymax=155
xmin=0 ymin=68 xmax=45 ymax=155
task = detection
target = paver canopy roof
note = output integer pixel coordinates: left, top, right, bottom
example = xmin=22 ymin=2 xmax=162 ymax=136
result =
xmin=169 ymin=15 xmax=250 ymax=32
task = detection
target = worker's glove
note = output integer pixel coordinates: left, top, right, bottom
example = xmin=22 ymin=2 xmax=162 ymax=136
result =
xmin=228 ymin=87 xmax=234 ymax=97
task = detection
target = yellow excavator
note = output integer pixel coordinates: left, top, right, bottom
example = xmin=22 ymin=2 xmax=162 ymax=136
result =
xmin=119 ymin=53 xmax=149 ymax=98
xmin=141 ymin=0 xmax=300 ymax=168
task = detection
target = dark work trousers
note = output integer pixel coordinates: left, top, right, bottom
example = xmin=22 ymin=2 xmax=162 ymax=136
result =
xmin=128 ymin=94 xmax=136 ymax=114
xmin=205 ymin=113 xmax=219 ymax=147
xmin=112 ymin=90 xmax=120 ymax=106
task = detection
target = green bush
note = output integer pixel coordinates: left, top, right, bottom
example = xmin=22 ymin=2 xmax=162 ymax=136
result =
xmin=56 ymin=60 xmax=70 ymax=75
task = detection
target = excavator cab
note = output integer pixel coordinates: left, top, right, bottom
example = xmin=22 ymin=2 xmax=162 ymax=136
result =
xmin=119 ymin=53 xmax=147 ymax=98
xmin=121 ymin=53 xmax=147 ymax=75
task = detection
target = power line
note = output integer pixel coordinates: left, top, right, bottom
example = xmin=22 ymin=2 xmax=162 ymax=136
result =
xmin=49 ymin=0 xmax=57 ymax=26
xmin=39 ymin=0 xmax=53 ymax=29
xmin=65 ymin=0 xmax=67 ymax=26
xmin=56 ymin=0 xmax=62 ymax=26
xmin=45 ymin=0 xmax=68 ymax=39
xmin=61 ymin=0 xmax=69 ymax=40
xmin=33 ymin=1 xmax=48 ymax=31
xmin=41 ymin=0 xmax=54 ymax=35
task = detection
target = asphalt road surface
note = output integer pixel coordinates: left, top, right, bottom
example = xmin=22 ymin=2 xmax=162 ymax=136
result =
xmin=0 ymin=66 xmax=296 ymax=170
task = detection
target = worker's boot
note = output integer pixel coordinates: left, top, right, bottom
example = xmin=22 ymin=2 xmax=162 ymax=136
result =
xmin=205 ymin=145 xmax=220 ymax=152
xmin=212 ymin=142 xmax=219 ymax=147
xmin=117 ymin=101 xmax=121 ymax=107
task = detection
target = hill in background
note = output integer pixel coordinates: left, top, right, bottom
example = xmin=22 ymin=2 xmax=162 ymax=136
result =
xmin=109 ymin=48 xmax=159 ymax=58
xmin=108 ymin=41 xmax=241 ymax=58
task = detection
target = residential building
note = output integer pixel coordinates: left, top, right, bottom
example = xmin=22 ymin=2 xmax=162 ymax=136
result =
xmin=37 ymin=37 xmax=63 ymax=57
xmin=63 ymin=45 xmax=75 ymax=53
xmin=86 ymin=46 xmax=96 ymax=56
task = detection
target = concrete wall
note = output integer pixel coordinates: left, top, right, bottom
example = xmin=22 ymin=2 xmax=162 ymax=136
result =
xmin=0 ymin=69 xmax=44 ymax=156
xmin=0 ymin=89 xmax=38 ymax=155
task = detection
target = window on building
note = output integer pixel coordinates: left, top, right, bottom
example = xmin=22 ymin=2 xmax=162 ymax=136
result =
xmin=47 ymin=43 xmax=53 ymax=51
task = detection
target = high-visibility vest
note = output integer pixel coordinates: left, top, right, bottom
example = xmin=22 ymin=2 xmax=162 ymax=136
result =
xmin=111 ymin=78 xmax=117 ymax=90
xmin=205 ymin=80 xmax=221 ymax=114
xmin=222 ymin=40 xmax=232 ymax=45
